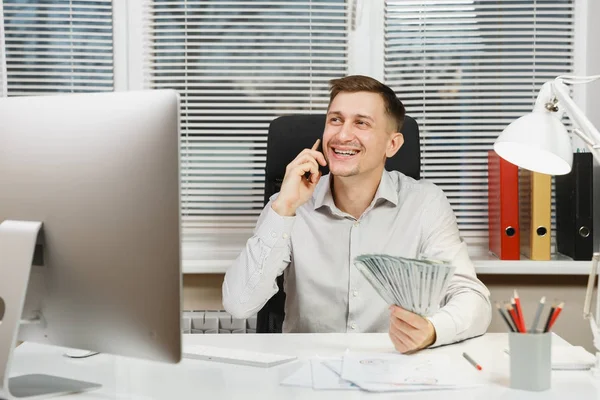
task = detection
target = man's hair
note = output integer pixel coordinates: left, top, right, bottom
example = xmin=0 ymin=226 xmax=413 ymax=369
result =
xmin=328 ymin=75 xmax=405 ymax=132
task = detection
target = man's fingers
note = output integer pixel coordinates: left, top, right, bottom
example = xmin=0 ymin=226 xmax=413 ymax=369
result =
xmin=389 ymin=329 xmax=415 ymax=353
xmin=310 ymin=170 xmax=322 ymax=184
xmin=311 ymin=138 xmax=320 ymax=151
xmin=296 ymin=148 xmax=327 ymax=167
xmin=288 ymin=151 xmax=325 ymax=170
xmin=391 ymin=315 xmax=418 ymax=335
xmin=294 ymin=161 xmax=319 ymax=179
xmin=390 ymin=314 xmax=418 ymax=347
xmin=302 ymin=158 xmax=320 ymax=182
xmin=315 ymin=151 xmax=327 ymax=166
xmin=291 ymin=154 xmax=320 ymax=171
xmin=393 ymin=327 xmax=417 ymax=348
xmin=390 ymin=306 xmax=427 ymax=329
xmin=392 ymin=318 xmax=429 ymax=348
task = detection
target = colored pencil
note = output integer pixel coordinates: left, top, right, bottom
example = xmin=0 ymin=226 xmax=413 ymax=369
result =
xmin=529 ymin=296 xmax=546 ymax=333
xmin=543 ymin=302 xmax=557 ymax=333
xmin=546 ymin=302 xmax=564 ymax=332
xmin=496 ymin=302 xmax=516 ymax=332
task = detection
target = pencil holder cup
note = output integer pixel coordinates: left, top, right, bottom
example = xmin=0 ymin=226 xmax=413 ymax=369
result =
xmin=508 ymin=332 xmax=551 ymax=391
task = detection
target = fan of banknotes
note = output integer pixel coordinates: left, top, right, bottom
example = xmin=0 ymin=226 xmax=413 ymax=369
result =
xmin=353 ymin=254 xmax=456 ymax=317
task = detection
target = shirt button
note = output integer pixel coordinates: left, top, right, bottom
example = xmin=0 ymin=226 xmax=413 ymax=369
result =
xmin=282 ymin=233 xmax=288 ymax=239
xmin=353 ymin=222 xmax=360 ymax=227
xmin=352 ymin=290 xmax=359 ymax=297
xmin=350 ymin=322 xmax=357 ymax=330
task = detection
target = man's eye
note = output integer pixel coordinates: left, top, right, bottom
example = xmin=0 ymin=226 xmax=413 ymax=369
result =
xmin=357 ymin=120 xmax=368 ymax=126
xmin=330 ymin=117 xmax=341 ymax=123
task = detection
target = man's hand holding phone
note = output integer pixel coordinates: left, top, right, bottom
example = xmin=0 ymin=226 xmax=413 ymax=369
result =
xmin=271 ymin=139 xmax=327 ymax=217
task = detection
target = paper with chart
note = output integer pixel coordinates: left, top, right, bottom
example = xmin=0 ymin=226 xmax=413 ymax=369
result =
xmin=280 ymin=358 xmax=360 ymax=390
xmin=281 ymin=357 xmax=445 ymax=392
xmin=321 ymin=358 xmax=442 ymax=393
xmin=310 ymin=358 xmax=360 ymax=390
xmin=353 ymin=254 xmax=456 ymax=316
xmin=340 ymin=351 xmax=484 ymax=389
xmin=280 ymin=352 xmax=484 ymax=393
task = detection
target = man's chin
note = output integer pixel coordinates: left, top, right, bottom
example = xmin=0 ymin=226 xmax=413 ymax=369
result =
xmin=329 ymin=167 xmax=360 ymax=178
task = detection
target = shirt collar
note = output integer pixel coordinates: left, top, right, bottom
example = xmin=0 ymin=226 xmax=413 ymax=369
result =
xmin=313 ymin=169 xmax=399 ymax=211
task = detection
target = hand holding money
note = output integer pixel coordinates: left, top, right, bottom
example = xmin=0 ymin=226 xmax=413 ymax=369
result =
xmin=388 ymin=305 xmax=436 ymax=353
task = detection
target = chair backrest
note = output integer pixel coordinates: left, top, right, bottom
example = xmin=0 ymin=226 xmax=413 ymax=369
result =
xmin=257 ymin=114 xmax=421 ymax=333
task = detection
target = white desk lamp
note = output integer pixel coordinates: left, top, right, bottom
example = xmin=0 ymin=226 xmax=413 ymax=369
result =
xmin=494 ymin=74 xmax=600 ymax=373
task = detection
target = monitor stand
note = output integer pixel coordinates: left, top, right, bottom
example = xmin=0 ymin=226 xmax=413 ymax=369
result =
xmin=0 ymin=220 xmax=101 ymax=399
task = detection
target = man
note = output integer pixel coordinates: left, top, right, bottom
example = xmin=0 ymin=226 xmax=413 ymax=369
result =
xmin=223 ymin=75 xmax=491 ymax=353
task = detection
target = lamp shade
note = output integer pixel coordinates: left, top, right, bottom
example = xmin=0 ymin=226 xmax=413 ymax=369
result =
xmin=494 ymin=111 xmax=573 ymax=175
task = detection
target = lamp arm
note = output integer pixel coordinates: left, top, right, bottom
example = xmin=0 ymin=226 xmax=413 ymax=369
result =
xmin=551 ymin=78 xmax=600 ymax=339
xmin=553 ymin=78 xmax=600 ymax=157
xmin=584 ymin=253 xmax=600 ymax=319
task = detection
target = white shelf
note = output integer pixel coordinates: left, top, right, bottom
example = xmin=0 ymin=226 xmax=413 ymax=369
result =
xmin=183 ymin=256 xmax=594 ymax=275
xmin=183 ymin=260 xmax=232 ymax=274
xmin=472 ymin=259 xmax=592 ymax=275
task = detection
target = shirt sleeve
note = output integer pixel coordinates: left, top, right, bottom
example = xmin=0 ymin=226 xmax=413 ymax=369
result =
xmin=418 ymin=185 xmax=492 ymax=347
xmin=222 ymin=198 xmax=295 ymax=319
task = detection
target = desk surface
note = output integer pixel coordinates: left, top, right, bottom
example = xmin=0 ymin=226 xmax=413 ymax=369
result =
xmin=11 ymin=333 xmax=600 ymax=399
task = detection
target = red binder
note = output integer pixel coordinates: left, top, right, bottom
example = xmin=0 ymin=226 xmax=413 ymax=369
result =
xmin=488 ymin=151 xmax=520 ymax=260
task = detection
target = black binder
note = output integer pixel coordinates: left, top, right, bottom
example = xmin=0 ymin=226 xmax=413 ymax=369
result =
xmin=556 ymin=153 xmax=594 ymax=260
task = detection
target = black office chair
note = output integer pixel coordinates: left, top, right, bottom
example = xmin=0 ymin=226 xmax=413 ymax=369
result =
xmin=257 ymin=114 xmax=421 ymax=333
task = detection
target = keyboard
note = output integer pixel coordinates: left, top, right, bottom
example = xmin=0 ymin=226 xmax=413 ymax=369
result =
xmin=183 ymin=344 xmax=297 ymax=368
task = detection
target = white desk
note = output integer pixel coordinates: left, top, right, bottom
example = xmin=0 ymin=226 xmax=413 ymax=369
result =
xmin=10 ymin=333 xmax=600 ymax=399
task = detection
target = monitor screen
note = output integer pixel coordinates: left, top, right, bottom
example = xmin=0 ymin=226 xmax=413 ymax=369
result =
xmin=0 ymin=90 xmax=182 ymax=365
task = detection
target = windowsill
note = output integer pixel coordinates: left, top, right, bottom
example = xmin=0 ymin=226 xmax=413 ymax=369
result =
xmin=183 ymin=259 xmax=234 ymax=274
xmin=182 ymin=253 xmax=594 ymax=275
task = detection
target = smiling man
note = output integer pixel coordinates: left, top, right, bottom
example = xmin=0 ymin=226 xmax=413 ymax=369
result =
xmin=223 ymin=75 xmax=491 ymax=353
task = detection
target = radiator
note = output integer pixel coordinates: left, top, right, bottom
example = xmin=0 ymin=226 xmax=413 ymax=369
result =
xmin=183 ymin=310 xmax=257 ymax=334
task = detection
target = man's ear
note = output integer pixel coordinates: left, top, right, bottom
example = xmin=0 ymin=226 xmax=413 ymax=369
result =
xmin=386 ymin=132 xmax=404 ymax=158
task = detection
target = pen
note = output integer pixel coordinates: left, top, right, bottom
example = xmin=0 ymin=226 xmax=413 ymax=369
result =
xmin=462 ymin=352 xmax=482 ymax=371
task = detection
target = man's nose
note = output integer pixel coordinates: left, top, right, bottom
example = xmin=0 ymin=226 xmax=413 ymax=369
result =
xmin=337 ymin=121 xmax=353 ymax=141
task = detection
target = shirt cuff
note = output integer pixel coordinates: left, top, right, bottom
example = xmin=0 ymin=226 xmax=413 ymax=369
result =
xmin=254 ymin=205 xmax=296 ymax=248
xmin=426 ymin=309 xmax=457 ymax=348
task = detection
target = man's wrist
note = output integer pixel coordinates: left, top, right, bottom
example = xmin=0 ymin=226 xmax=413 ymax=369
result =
xmin=423 ymin=320 xmax=437 ymax=348
xmin=272 ymin=199 xmax=296 ymax=216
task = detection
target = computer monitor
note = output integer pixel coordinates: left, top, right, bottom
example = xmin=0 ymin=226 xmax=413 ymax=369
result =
xmin=0 ymin=90 xmax=182 ymax=398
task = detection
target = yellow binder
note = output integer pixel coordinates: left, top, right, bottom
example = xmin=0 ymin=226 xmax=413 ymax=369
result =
xmin=519 ymin=169 xmax=552 ymax=260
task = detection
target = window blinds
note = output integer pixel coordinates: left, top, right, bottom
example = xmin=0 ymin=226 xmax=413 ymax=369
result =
xmin=2 ymin=0 xmax=114 ymax=96
xmin=384 ymin=0 xmax=574 ymax=255
xmin=0 ymin=2 xmax=6 ymax=97
xmin=146 ymin=0 xmax=349 ymax=264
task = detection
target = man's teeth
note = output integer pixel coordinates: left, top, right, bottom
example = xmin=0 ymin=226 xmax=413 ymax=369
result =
xmin=334 ymin=149 xmax=358 ymax=156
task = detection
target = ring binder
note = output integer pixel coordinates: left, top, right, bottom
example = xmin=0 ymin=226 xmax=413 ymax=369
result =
xmin=488 ymin=151 xmax=520 ymax=260
xmin=556 ymin=153 xmax=594 ymax=260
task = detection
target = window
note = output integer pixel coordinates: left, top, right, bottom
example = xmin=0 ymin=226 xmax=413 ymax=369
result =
xmin=384 ymin=0 xmax=574 ymax=256
xmin=2 ymin=0 xmax=114 ymax=96
xmin=145 ymin=0 xmax=349 ymax=268
xmin=1 ymin=0 xmax=582 ymax=269
xmin=0 ymin=2 xmax=6 ymax=96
